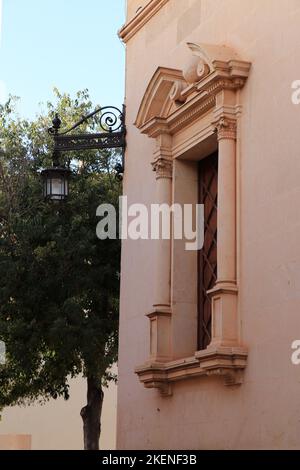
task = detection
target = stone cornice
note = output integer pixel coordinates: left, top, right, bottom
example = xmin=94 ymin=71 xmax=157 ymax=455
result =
xmin=119 ymin=0 xmax=170 ymax=43
xmin=140 ymin=94 xmax=216 ymax=138
xmin=139 ymin=74 xmax=248 ymax=138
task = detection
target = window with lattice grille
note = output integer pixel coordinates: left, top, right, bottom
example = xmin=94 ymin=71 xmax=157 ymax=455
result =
xmin=198 ymin=152 xmax=218 ymax=350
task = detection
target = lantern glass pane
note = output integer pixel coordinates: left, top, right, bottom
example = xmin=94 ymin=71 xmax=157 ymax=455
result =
xmin=46 ymin=178 xmax=51 ymax=196
xmin=42 ymin=168 xmax=70 ymax=201
xmin=52 ymin=178 xmax=63 ymax=197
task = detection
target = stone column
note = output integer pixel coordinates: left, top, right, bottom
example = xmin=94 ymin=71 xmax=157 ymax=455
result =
xmin=147 ymin=133 xmax=173 ymax=363
xmin=208 ymin=114 xmax=239 ymax=348
xmin=216 ymin=117 xmax=237 ymax=285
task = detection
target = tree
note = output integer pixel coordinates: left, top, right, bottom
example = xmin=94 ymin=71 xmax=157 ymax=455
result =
xmin=0 ymin=90 xmax=121 ymax=450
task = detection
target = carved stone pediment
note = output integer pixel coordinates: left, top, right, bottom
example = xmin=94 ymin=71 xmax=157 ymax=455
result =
xmin=135 ymin=43 xmax=251 ymax=138
xmin=134 ymin=67 xmax=186 ymax=129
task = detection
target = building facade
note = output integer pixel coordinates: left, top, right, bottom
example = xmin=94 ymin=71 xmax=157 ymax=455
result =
xmin=117 ymin=0 xmax=300 ymax=449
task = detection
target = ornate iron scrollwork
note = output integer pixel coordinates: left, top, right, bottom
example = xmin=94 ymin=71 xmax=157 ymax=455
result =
xmin=48 ymin=105 xmax=126 ymax=178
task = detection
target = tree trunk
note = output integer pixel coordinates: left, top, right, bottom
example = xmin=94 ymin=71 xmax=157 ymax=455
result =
xmin=80 ymin=376 xmax=104 ymax=450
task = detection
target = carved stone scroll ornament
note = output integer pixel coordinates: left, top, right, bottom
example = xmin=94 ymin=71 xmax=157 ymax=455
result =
xmin=183 ymin=44 xmax=211 ymax=85
xmin=169 ymin=80 xmax=186 ymax=104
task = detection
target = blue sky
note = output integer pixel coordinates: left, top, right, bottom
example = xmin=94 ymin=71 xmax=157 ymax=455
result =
xmin=0 ymin=0 xmax=126 ymax=118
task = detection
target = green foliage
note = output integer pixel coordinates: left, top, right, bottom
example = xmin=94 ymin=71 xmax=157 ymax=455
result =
xmin=0 ymin=90 xmax=121 ymax=409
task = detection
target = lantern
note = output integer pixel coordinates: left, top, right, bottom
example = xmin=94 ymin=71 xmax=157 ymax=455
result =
xmin=41 ymin=167 xmax=71 ymax=201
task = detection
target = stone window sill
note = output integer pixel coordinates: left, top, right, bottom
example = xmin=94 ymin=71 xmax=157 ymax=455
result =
xmin=135 ymin=346 xmax=248 ymax=396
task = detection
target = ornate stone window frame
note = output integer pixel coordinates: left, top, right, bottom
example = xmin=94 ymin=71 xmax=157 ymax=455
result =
xmin=134 ymin=43 xmax=251 ymax=395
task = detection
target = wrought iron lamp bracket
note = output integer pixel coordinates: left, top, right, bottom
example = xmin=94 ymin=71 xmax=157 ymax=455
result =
xmin=48 ymin=105 xmax=126 ymax=177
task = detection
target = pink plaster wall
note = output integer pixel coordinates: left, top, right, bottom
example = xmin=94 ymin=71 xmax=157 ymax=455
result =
xmin=0 ymin=435 xmax=31 ymax=450
xmin=117 ymin=0 xmax=300 ymax=449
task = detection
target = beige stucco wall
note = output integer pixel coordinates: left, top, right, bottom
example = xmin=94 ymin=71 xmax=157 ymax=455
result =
xmin=0 ymin=377 xmax=117 ymax=450
xmin=126 ymin=0 xmax=150 ymax=20
xmin=117 ymin=0 xmax=300 ymax=449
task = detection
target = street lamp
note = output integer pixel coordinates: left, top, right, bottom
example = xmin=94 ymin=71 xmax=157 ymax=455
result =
xmin=42 ymin=113 xmax=71 ymax=201
xmin=41 ymin=165 xmax=71 ymax=201
xmin=43 ymin=106 xmax=126 ymax=201
xmin=41 ymin=114 xmax=71 ymax=201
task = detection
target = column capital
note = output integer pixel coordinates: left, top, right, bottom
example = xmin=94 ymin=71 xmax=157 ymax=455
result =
xmin=213 ymin=116 xmax=237 ymax=141
xmin=151 ymin=133 xmax=173 ymax=179
xmin=151 ymin=156 xmax=173 ymax=180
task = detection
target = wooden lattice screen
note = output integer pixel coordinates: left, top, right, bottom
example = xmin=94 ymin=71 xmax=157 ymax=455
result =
xmin=198 ymin=152 xmax=218 ymax=350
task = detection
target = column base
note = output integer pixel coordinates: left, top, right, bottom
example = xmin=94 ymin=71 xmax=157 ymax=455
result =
xmin=207 ymin=282 xmax=240 ymax=348
xmin=147 ymin=306 xmax=172 ymax=363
